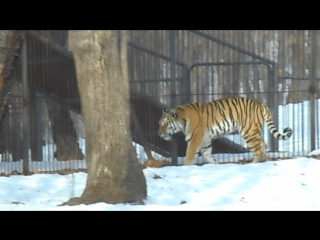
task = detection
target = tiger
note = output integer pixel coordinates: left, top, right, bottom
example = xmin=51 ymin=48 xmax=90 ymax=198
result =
xmin=158 ymin=97 xmax=292 ymax=165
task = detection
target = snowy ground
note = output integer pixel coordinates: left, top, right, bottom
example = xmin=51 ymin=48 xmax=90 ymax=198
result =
xmin=1 ymin=150 xmax=320 ymax=210
xmin=0 ymin=99 xmax=320 ymax=210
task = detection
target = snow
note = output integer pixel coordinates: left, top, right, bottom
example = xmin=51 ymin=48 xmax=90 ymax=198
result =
xmin=1 ymin=97 xmax=320 ymax=210
xmin=308 ymin=149 xmax=320 ymax=156
xmin=1 ymin=156 xmax=320 ymax=210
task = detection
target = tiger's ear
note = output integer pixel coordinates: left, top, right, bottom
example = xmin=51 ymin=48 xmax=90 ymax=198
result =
xmin=163 ymin=108 xmax=177 ymax=118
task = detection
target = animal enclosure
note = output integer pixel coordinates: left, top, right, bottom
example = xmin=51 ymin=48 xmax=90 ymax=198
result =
xmin=0 ymin=30 xmax=319 ymax=175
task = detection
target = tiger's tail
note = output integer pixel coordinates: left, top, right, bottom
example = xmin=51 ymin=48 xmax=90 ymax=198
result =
xmin=264 ymin=106 xmax=292 ymax=140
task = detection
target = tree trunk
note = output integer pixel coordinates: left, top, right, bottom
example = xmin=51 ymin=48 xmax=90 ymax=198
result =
xmin=62 ymin=30 xmax=146 ymax=205
xmin=0 ymin=31 xmax=25 ymax=137
xmin=47 ymin=98 xmax=84 ymax=161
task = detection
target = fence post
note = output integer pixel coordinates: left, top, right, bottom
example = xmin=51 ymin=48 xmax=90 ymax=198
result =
xmin=21 ymin=37 xmax=30 ymax=175
xmin=309 ymin=30 xmax=316 ymax=151
xmin=269 ymin=63 xmax=279 ymax=152
xmin=170 ymin=30 xmax=178 ymax=165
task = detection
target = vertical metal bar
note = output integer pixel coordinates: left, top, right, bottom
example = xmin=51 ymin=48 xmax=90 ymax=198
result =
xmin=267 ymin=65 xmax=272 ymax=148
xmin=140 ymin=32 xmax=146 ymax=94
xmin=169 ymin=30 xmax=178 ymax=165
xmin=270 ymin=63 xmax=279 ymax=152
xmin=183 ymin=65 xmax=190 ymax=104
xmin=309 ymin=30 xmax=316 ymax=151
xmin=170 ymin=30 xmax=177 ymax=107
xmin=21 ymin=38 xmax=30 ymax=175
xmin=36 ymin=93 xmax=43 ymax=161
xmin=181 ymin=31 xmax=189 ymax=104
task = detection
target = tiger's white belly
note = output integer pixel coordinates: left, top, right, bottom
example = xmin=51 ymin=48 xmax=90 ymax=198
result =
xmin=206 ymin=121 xmax=240 ymax=141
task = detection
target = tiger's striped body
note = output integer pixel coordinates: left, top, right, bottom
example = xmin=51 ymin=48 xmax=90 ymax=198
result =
xmin=158 ymin=97 xmax=292 ymax=165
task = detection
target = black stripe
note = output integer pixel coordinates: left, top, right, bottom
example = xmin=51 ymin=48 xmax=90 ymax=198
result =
xmin=238 ymin=98 xmax=245 ymax=124
xmin=224 ymin=118 xmax=230 ymax=131
xmin=206 ymin=105 xmax=210 ymax=128
xmin=202 ymin=143 xmax=212 ymax=149
xmin=242 ymin=128 xmax=250 ymax=137
xmin=246 ymin=136 xmax=257 ymax=143
xmin=231 ymin=99 xmax=239 ymax=117
xmin=210 ymin=102 xmax=214 ymax=126
xmin=247 ymin=142 xmax=260 ymax=150
xmin=210 ymin=126 xmax=215 ymax=135
xmin=220 ymin=100 xmax=226 ymax=110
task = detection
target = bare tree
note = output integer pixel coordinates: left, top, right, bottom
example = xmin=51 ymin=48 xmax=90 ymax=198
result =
xmin=25 ymin=31 xmax=84 ymax=161
xmin=46 ymin=98 xmax=84 ymax=161
xmin=62 ymin=30 xmax=146 ymax=205
xmin=0 ymin=31 xmax=25 ymax=137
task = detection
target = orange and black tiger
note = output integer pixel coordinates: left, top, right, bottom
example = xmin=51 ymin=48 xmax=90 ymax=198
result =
xmin=158 ymin=97 xmax=292 ymax=165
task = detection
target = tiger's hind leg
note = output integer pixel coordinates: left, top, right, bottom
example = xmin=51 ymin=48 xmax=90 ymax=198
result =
xmin=250 ymin=139 xmax=267 ymax=163
xmin=260 ymin=140 xmax=268 ymax=162
xmin=200 ymin=142 xmax=219 ymax=164
xmin=243 ymin=130 xmax=267 ymax=163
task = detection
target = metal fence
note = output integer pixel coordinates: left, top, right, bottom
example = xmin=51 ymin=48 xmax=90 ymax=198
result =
xmin=0 ymin=30 xmax=319 ymax=175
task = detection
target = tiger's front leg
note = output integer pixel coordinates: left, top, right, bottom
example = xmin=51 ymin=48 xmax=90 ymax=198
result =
xmin=184 ymin=139 xmax=219 ymax=165
xmin=200 ymin=142 xmax=219 ymax=164
xmin=185 ymin=139 xmax=201 ymax=165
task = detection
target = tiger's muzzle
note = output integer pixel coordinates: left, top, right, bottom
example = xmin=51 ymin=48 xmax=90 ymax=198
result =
xmin=159 ymin=133 xmax=172 ymax=141
xmin=158 ymin=124 xmax=173 ymax=141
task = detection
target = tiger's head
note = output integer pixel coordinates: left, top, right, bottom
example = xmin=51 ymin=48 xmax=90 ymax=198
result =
xmin=158 ymin=108 xmax=184 ymax=141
